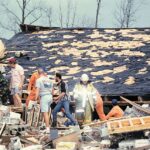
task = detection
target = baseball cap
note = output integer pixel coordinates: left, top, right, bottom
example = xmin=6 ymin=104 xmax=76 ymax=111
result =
xmin=112 ymin=99 xmax=118 ymax=105
xmin=8 ymin=57 xmax=16 ymax=64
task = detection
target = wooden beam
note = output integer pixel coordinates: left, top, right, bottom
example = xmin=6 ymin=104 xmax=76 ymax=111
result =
xmin=0 ymin=123 xmax=6 ymax=137
xmin=120 ymin=96 xmax=150 ymax=114
xmin=107 ymin=116 xmax=150 ymax=134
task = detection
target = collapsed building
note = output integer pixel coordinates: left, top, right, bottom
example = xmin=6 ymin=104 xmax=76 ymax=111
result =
xmin=0 ymin=25 xmax=150 ymax=149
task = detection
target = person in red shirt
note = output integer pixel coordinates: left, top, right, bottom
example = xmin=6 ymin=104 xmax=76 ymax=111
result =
xmin=106 ymin=99 xmax=124 ymax=120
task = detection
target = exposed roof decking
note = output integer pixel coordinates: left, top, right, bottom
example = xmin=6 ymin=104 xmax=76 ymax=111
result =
xmin=6 ymin=28 xmax=150 ymax=95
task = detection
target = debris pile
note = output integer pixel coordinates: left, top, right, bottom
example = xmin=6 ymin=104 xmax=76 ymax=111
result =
xmin=1 ymin=97 xmax=150 ymax=149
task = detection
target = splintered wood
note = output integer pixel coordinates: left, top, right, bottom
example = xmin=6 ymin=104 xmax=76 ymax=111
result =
xmin=107 ymin=116 xmax=150 ymax=134
xmin=120 ymin=96 xmax=150 ymax=114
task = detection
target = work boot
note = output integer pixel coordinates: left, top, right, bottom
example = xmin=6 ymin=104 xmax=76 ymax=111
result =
xmin=64 ymin=121 xmax=77 ymax=127
xmin=51 ymin=121 xmax=57 ymax=128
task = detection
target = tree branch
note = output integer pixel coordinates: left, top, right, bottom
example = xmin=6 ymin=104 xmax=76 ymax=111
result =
xmin=1 ymin=2 xmax=21 ymax=23
xmin=24 ymin=7 xmax=39 ymax=19
xmin=16 ymin=0 xmax=23 ymax=11
xmin=29 ymin=13 xmax=42 ymax=24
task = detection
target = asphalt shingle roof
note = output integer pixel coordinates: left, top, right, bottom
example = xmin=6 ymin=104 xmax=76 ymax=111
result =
xmin=6 ymin=28 xmax=150 ymax=96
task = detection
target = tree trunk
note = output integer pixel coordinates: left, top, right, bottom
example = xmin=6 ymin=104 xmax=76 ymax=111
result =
xmin=95 ymin=0 xmax=101 ymax=28
xmin=22 ymin=0 xmax=26 ymax=24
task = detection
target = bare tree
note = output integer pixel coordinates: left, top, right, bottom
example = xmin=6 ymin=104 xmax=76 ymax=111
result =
xmin=66 ymin=0 xmax=71 ymax=28
xmin=0 ymin=0 xmax=42 ymax=33
xmin=115 ymin=0 xmax=140 ymax=28
xmin=42 ymin=7 xmax=53 ymax=27
xmin=79 ymin=15 xmax=94 ymax=28
xmin=58 ymin=1 xmax=63 ymax=28
xmin=58 ymin=0 xmax=77 ymax=28
xmin=95 ymin=0 xmax=102 ymax=28
xmin=71 ymin=3 xmax=77 ymax=27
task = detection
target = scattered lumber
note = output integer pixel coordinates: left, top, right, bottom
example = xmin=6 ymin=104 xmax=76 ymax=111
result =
xmin=82 ymin=117 xmax=129 ymax=128
xmin=0 ymin=123 xmax=6 ymax=137
xmin=107 ymin=116 xmax=150 ymax=134
xmin=120 ymin=96 xmax=150 ymax=114
xmin=53 ymin=132 xmax=80 ymax=148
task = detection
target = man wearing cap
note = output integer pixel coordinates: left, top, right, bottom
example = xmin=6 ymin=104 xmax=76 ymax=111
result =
xmin=35 ymin=68 xmax=53 ymax=133
xmin=73 ymin=74 xmax=106 ymax=124
xmin=9 ymin=58 xmax=24 ymax=107
xmin=106 ymin=99 xmax=124 ymax=120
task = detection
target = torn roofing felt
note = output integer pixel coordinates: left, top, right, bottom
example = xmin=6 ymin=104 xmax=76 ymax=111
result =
xmin=5 ymin=28 xmax=150 ymax=96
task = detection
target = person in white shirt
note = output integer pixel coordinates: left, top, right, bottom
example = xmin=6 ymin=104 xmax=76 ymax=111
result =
xmin=8 ymin=58 xmax=24 ymax=107
xmin=35 ymin=68 xmax=54 ymax=133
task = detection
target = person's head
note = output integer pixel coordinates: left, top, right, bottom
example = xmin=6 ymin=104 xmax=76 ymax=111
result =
xmin=37 ymin=67 xmax=46 ymax=76
xmin=80 ymin=74 xmax=89 ymax=85
xmin=55 ymin=73 xmax=62 ymax=82
xmin=8 ymin=57 xmax=17 ymax=68
xmin=112 ymin=99 xmax=118 ymax=106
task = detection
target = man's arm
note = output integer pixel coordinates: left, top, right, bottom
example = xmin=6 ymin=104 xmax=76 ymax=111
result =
xmin=35 ymin=79 xmax=40 ymax=102
xmin=54 ymin=82 xmax=66 ymax=102
xmin=55 ymin=92 xmax=65 ymax=101
xmin=52 ymin=87 xmax=54 ymax=96
xmin=106 ymin=108 xmax=115 ymax=120
xmin=73 ymin=84 xmax=79 ymax=99
xmin=9 ymin=78 xmax=12 ymax=90
xmin=19 ymin=67 xmax=25 ymax=90
xmin=19 ymin=75 xmax=25 ymax=89
xmin=35 ymin=87 xmax=40 ymax=101
xmin=27 ymin=74 xmax=35 ymax=92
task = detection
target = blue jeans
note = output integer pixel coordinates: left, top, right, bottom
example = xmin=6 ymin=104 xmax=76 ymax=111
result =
xmin=52 ymin=99 xmax=76 ymax=125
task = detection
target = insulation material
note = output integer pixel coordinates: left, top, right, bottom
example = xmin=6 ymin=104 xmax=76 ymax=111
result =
xmin=73 ymin=30 xmax=85 ymax=34
xmin=86 ymin=51 xmax=99 ymax=58
xmin=63 ymin=48 xmax=86 ymax=57
xmin=102 ymin=76 xmax=115 ymax=83
xmin=137 ymin=67 xmax=147 ymax=75
xmin=50 ymin=66 xmax=69 ymax=72
xmin=93 ymin=60 xmax=117 ymax=67
xmin=91 ymin=70 xmax=113 ymax=76
xmin=115 ymin=49 xmax=145 ymax=57
xmin=124 ymin=76 xmax=135 ymax=85
xmin=67 ymin=67 xmax=80 ymax=75
xmin=55 ymin=60 xmax=62 ymax=65
xmin=146 ymin=59 xmax=150 ymax=65
xmin=71 ymin=42 xmax=90 ymax=48
xmin=71 ymin=62 xmax=78 ymax=66
xmin=63 ymin=35 xmax=75 ymax=39
xmin=113 ymin=65 xmax=127 ymax=74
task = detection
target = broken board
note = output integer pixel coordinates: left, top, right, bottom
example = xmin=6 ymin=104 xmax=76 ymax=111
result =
xmin=120 ymin=96 xmax=150 ymax=115
xmin=107 ymin=116 xmax=150 ymax=134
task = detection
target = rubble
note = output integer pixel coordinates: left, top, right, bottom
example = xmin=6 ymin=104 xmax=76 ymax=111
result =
xmin=0 ymin=100 xmax=150 ymax=150
xmin=124 ymin=106 xmax=149 ymax=117
xmin=1 ymin=26 xmax=150 ymax=149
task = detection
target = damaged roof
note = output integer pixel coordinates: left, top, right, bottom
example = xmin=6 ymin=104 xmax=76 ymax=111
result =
xmin=6 ymin=27 xmax=150 ymax=96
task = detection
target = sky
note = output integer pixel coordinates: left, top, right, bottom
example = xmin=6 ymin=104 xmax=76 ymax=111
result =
xmin=0 ymin=0 xmax=150 ymax=39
